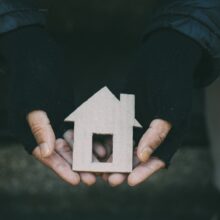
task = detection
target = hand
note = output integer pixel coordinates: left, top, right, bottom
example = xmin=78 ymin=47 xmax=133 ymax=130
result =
xmin=1 ymin=26 xmax=108 ymax=186
xmin=102 ymin=119 xmax=171 ymax=187
xmin=27 ymin=110 xmax=104 ymax=186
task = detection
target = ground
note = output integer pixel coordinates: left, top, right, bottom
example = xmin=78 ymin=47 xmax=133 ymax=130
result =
xmin=0 ymin=143 xmax=217 ymax=220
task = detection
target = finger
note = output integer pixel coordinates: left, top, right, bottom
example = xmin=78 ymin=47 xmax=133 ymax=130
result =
xmin=137 ymin=119 xmax=171 ymax=162
xmin=80 ymin=154 xmax=97 ymax=185
xmin=80 ymin=172 xmax=96 ymax=186
xmin=81 ymin=155 xmax=98 ymax=184
xmin=93 ymin=142 xmax=107 ymax=159
xmin=128 ymin=157 xmax=165 ymax=186
xmin=63 ymin=129 xmax=74 ymax=148
xmin=56 ymin=139 xmax=96 ymax=186
xmin=92 ymin=155 xmax=103 ymax=176
xmin=27 ymin=110 xmax=56 ymax=157
xmin=33 ymin=146 xmax=80 ymax=186
xmin=55 ymin=139 xmax=72 ymax=164
xmin=133 ymin=148 xmax=140 ymax=168
xmin=101 ymin=154 xmax=113 ymax=182
xmin=103 ymin=136 xmax=113 ymax=158
xmin=107 ymin=148 xmax=139 ymax=187
xmin=108 ymin=173 xmax=127 ymax=187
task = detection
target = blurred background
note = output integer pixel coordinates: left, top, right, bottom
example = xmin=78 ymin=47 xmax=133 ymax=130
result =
xmin=0 ymin=0 xmax=218 ymax=219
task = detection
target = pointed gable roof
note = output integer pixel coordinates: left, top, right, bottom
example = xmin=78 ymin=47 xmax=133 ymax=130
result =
xmin=65 ymin=86 xmax=142 ymax=128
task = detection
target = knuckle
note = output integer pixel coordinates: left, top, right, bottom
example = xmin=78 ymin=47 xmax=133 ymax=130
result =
xmin=146 ymin=165 xmax=156 ymax=173
xmin=147 ymin=143 xmax=156 ymax=152
xmin=154 ymin=132 xmax=165 ymax=145
xmin=56 ymin=140 xmax=71 ymax=153
xmin=139 ymin=167 xmax=152 ymax=178
xmin=56 ymin=139 xmax=65 ymax=148
xmin=148 ymin=126 xmax=167 ymax=146
xmin=55 ymin=163 xmax=67 ymax=172
xmin=158 ymin=132 xmax=167 ymax=141
xmin=31 ymin=124 xmax=49 ymax=136
xmin=27 ymin=111 xmax=51 ymax=133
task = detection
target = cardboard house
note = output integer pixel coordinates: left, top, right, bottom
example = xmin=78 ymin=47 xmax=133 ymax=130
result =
xmin=65 ymin=86 xmax=142 ymax=173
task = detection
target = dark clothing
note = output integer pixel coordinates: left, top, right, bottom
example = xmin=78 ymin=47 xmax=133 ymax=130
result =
xmin=0 ymin=0 xmax=45 ymax=34
xmin=0 ymin=0 xmax=219 ymax=165
xmin=0 ymin=0 xmax=219 ymax=86
xmin=145 ymin=0 xmax=220 ymax=88
xmin=0 ymin=0 xmax=220 ymax=86
xmin=128 ymin=30 xmax=202 ymax=164
xmin=0 ymin=26 xmax=74 ymax=153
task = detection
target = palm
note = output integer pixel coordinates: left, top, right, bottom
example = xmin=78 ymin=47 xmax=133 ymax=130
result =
xmin=104 ymin=119 xmax=170 ymax=186
xmin=33 ymin=129 xmax=110 ymax=186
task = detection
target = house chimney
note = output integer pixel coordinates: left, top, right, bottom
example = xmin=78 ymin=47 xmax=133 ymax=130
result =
xmin=120 ymin=94 xmax=135 ymax=119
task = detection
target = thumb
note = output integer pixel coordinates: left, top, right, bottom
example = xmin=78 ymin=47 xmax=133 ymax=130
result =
xmin=137 ymin=119 xmax=171 ymax=162
xmin=27 ymin=110 xmax=56 ymax=158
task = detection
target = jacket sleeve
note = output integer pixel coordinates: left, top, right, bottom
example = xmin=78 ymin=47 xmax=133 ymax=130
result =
xmin=144 ymin=0 xmax=220 ymax=88
xmin=0 ymin=26 xmax=74 ymax=154
xmin=0 ymin=0 xmax=46 ymax=34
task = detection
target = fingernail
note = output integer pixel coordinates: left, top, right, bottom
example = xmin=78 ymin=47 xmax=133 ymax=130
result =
xmin=39 ymin=143 xmax=50 ymax=157
xmin=140 ymin=148 xmax=150 ymax=162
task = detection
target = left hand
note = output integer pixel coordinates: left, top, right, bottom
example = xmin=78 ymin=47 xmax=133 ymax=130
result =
xmin=103 ymin=119 xmax=171 ymax=186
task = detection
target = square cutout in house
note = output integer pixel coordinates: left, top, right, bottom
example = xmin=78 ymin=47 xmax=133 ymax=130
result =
xmin=92 ymin=133 xmax=113 ymax=163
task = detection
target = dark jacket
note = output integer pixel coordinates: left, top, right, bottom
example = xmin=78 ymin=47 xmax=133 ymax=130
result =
xmin=0 ymin=0 xmax=46 ymax=138
xmin=0 ymin=0 xmax=219 ymax=87
xmin=0 ymin=0 xmax=46 ymax=34
xmin=144 ymin=0 xmax=220 ymax=88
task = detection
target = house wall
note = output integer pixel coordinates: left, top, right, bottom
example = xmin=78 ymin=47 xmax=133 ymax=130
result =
xmin=72 ymin=110 xmax=134 ymax=172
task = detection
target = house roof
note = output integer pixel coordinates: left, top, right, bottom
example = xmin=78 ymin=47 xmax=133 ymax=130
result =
xmin=65 ymin=86 xmax=142 ymax=128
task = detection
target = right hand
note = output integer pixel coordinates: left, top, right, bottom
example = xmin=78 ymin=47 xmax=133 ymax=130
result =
xmin=27 ymin=110 xmax=106 ymax=186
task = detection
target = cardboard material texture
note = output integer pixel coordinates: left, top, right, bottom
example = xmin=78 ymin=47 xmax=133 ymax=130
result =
xmin=65 ymin=86 xmax=142 ymax=173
